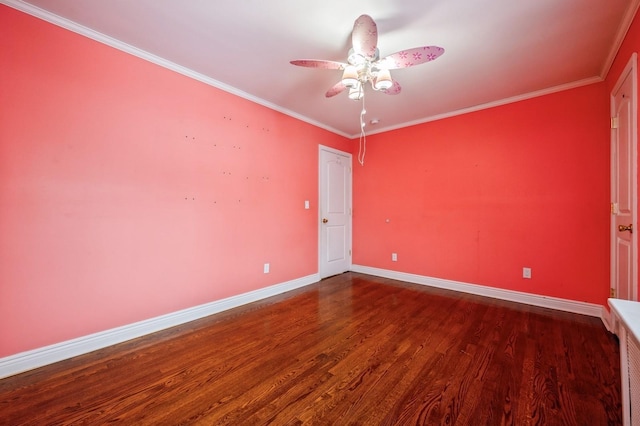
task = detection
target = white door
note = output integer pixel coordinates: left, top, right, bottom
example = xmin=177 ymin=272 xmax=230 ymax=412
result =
xmin=611 ymin=53 xmax=638 ymax=301
xmin=319 ymin=146 xmax=352 ymax=279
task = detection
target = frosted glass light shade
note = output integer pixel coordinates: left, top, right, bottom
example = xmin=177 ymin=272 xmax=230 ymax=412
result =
xmin=341 ymin=65 xmax=359 ymax=88
xmin=373 ymin=68 xmax=392 ymax=90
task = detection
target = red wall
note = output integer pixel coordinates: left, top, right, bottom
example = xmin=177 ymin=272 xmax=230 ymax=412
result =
xmin=353 ymin=83 xmax=611 ymax=305
xmin=605 ymin=8 xmax=640 ymax=300
xmin=1 ymin=4 xmax=636 ymax=360
xmin=0 ymin=5 xmax=350 ymax=357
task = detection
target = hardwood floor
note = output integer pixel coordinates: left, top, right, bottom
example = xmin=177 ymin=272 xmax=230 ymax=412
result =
xmin=0 ymin=273 xmax=621 ymax=425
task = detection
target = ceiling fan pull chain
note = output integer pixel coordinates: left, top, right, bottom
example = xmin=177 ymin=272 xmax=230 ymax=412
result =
xmin=359 ymin=89 xmax=367 ymax=166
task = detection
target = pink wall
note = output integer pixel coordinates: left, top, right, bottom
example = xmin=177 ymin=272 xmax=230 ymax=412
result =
xmin=605 ymin=8 xmax=640 ymax=300
xmin=353 ymin=82 xmax=611 ymax=305
xmin=0 ymin=6 xmax=350 ymax=357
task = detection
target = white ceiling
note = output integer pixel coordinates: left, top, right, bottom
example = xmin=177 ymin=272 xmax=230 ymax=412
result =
xmin=6 ymin=0 xmax=640 ymax=137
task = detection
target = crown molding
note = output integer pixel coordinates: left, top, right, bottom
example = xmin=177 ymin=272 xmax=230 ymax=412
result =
xmin=358 ymin=76 xmax=603 ymax=138
xmin=3 ymin=0 xmax=636 ymax=140
xmin=1 ymin=0 xmax=351 ymax=139
xmin=601 ymin=0 xmax=640 ymax=79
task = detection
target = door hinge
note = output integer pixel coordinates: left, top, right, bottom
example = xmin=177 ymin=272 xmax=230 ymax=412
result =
xmin=611 ymin=202 xmax=619 ymax=214
xmin=611 ymin=117 xmax=619 ymax=129
xmin=349 ymin=249 xmax=352 ymax=256
xmin=610 ymin=288 xmax=616 ymax=298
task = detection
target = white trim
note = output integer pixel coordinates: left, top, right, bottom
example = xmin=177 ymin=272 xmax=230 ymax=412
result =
xmin=0 ymin=266 xmax=613 ymax=379
xmin=601 ymin=0 xmax=640 ymax=79
xmin=611 ymin=53 xmax=639 ymax=303
xmin=351 ymin=265 xmax=606 ymax=319
xmin=0 ymin=273 xmax=319 ymax=380
xmin=0 ymin=0 xmax=351 ymax=139
xmin=359 ymin=77 xmax=603 ymax=138
xmin=360 ymin=0 xmax=640 ymax=139
xmin=601 ymin=308 xmax=614 ymax=333
xmin=1 ymin=0 xmax=631 ymax=141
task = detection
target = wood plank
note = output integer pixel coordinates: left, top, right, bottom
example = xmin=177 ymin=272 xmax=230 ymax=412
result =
xmin=0 ymin=273 xmax=622 ymax=424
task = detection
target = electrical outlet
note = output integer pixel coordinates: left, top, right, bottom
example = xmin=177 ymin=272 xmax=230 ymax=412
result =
xmin=264 ymin=263 xmax=270 ymax=274
xmin=392 ymin=253 xmax=398 ymax=262
xmin=523 ymin=267 xmax=531 ymax=279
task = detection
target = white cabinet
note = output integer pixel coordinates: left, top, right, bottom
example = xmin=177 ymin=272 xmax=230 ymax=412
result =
xmin=609 ymin=299 xmax=640 ymax=426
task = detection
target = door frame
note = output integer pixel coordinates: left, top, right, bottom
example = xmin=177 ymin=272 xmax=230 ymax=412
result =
xmin=611 ymin=52 xmax=638 ymax=302
xmin=318 ymin=145 xmax=352 ymax=278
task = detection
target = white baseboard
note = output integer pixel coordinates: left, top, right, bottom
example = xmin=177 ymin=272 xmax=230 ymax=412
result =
xmin=351 ymin=265 xmax=607 ymax=320
xmin=0 ymin=273 xmax=319 ymax=380
xmin=601 ymin=307 xmax=614 ymax=333
xmin=1 ymin=268 xmax=612 ymax=379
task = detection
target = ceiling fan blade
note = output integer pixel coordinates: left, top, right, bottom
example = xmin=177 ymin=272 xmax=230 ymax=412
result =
xmin=325 ymin=81 xmax=347 ymax=98
xmin=290 ymin=60 xmax=347 ymax=70
xmin=382 ymin=80 xmax=401 ymax=95
xmin=377 ymin=46 xmax=444 ymax=69
xmin=352 ymin=15 xmax=378 ymax=59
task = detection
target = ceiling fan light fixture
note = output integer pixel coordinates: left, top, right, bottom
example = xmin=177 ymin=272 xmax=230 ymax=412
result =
xmin=348 ymin=84 xmax=364 ymax=101
xmin=342 ymin=65 xmax=359 ymax=88
xmin=347 ymin=48 xmax=365 ymax=65
xmin=373 ymin=68 xmax=393 ymax=91
xmin=290 ymin=14 xmax=444 ymax=166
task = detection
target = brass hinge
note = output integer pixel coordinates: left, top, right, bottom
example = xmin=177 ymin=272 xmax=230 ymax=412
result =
xmin=611 ymin=117 xmax=619 ymax=129
xmin=610 ymin=288 xmax=616 ymax=297
xmin=611 ymin=202 xmax=619 ymax=214
xmin=349 ymin=249 xmax=352 ymax=256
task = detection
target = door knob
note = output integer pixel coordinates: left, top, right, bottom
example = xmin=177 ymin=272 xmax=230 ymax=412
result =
xmin=322 ymin=218 xmax=328 ymax=223
xmin=618 ymin=224 xmax=633 ymax=233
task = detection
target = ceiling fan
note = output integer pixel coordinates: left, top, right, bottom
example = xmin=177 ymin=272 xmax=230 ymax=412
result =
xmin=290 ymin=14 xmax=444 ymax=100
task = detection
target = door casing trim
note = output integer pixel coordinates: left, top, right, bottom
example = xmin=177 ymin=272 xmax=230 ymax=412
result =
xmin=610 ymin=52 xmax=638 ymax=302
xmin=318 ymin=145 xmax=353 ymax=278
